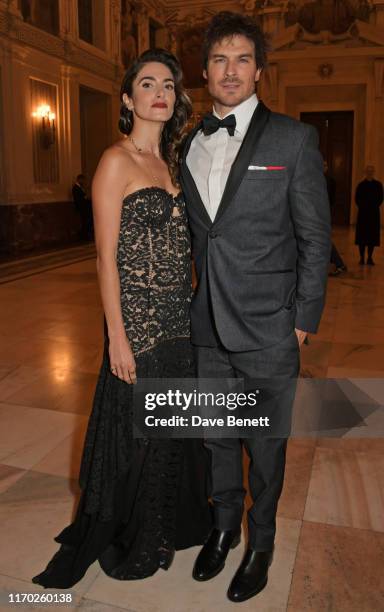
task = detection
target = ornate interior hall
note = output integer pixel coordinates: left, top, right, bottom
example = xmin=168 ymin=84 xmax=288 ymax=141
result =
xmin=0 ymin=227 xmax=383 ymax=610
xmin=0 ymin=1 xmax=384 ymax=611
xmin=0 ymin=0 xmax=383 ymax=257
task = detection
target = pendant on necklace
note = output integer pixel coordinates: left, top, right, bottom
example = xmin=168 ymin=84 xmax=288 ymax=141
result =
xmin=129 ymin=135 xmax=160 ymax=184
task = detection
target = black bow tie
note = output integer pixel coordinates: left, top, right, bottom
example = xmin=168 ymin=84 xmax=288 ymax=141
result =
xmin=202 ymin=113 xmax=237 ymax=136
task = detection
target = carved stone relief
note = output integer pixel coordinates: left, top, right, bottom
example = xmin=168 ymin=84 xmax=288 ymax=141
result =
xmin=268 ymin=0 xmax=382 ymax=48
xmin=283 ymin=0 xmax=374 ymax=32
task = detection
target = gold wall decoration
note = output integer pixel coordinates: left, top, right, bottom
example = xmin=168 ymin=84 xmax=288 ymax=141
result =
xmin=30 ymin=78 xmax=59 ymax=183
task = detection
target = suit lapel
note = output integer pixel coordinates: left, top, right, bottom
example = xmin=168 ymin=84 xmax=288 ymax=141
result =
xmin=180 ymin=122 xmax=213 ymax=228
xmin=214 ymin=101 xmax=271 ymax=224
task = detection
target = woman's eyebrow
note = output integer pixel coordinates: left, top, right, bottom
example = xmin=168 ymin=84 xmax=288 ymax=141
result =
xmin=138 ymin=75 xmax=156 ymax=83
xmin=137 ymin=76 xmax=175 ymax=84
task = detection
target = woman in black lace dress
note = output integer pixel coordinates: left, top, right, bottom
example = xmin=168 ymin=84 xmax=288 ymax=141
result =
xmin=32 ymin=49 xmax=211 ymax=589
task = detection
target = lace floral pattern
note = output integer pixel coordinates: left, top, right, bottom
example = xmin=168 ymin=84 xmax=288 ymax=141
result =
xmin=32 ymin=189 xmax=210 ymax=588
xmin=76 ymin=188 xmax=196 ymax=578
xmin=117 ymin=187 xmax=192 ymax=354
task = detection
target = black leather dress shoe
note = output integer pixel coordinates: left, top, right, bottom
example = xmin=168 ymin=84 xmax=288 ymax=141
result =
xmin=227 ymin=549 xmax=273 ymax=602
xmin=192 ymin=528 xmax=241 ymax=581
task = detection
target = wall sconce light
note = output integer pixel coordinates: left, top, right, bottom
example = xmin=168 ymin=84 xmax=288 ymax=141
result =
xmin=32 ymin=104 xmax=56 ymax=148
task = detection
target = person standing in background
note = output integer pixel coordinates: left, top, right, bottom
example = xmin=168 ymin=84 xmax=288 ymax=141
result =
xmin=355 ymin=165 xmax=383 ymax=265
xmin=72 ymin=174 xmax=93 ymax=241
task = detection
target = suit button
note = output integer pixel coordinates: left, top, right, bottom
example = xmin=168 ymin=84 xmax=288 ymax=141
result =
xmin=209 ymin=231 xmax=218 ymax=239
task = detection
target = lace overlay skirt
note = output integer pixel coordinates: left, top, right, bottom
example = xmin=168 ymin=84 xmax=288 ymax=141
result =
xmin=32 ymin=338 xmax=212 ymax=589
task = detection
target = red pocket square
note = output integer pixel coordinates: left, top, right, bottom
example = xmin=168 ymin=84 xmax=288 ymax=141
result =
xmin=248 ymin=165 xmax=287 ymax=171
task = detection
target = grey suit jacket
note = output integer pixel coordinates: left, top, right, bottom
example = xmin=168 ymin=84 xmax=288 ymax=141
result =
xmin=180 ymin=102 xmax=331 ymax=351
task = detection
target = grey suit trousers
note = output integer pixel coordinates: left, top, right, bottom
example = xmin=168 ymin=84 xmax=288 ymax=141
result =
xmin=195 ymin=331 xmax=300 ymax=551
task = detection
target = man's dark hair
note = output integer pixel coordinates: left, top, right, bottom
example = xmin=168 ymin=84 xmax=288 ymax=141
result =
xmin=203 ymin=11 xmax=269 ymax=70
xmin=76 ymin=173 xmax=85 ymax=181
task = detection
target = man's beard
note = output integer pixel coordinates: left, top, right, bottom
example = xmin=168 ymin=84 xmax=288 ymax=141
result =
xmin=211 ymin=80 xmax=248 ymax=108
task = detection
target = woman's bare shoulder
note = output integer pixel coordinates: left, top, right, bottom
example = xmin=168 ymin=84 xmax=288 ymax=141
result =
xmin=98 ymin=139 xmax=135 ymax=170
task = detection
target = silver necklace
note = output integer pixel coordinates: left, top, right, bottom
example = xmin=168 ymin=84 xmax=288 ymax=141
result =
xmin=129 ymin=135 xmax=160 ymax=183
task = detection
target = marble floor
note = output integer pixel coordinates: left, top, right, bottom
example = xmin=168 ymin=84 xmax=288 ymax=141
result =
xmin=0 ymin=227 xmax=383 ymax=611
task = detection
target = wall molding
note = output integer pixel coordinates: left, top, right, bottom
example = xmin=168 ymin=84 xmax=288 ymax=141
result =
xmin=0 ymin=12 xmax=119 ymax=81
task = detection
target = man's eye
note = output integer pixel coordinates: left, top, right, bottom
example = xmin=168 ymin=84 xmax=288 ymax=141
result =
xmin=239 ymin=58 xmax=249 ymax=63
xmin=142 ymin=82 xmax=152 ymax=88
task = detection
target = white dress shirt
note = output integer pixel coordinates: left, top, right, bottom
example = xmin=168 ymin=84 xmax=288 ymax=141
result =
xmin=186 ymin=93 xmax=258 ymax=222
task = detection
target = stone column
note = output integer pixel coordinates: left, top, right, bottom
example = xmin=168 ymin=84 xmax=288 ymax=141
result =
xmin=372 ymin=0 xmax=384 ymax=27
xmin=373 ymin=58 xmax=384 ymax=187
xmin=60 ymin=65 xmax=82 ymax=188
xmin=136 ymin=3 xmax=149 ymax=54
xmin=374 ymin=59 xmax=384 ymax=98
xmin=260 ymin=6 xmax=284 ymax=37
xmin=58 ymin=0 xmax=78 ymax=42
xmin=261 ymin=62 xmax=279 ymax=108
xmin=110 ymin=0 xmax=122 ymax=64
xmin=1 ymin=44 xmax=34 ymax=204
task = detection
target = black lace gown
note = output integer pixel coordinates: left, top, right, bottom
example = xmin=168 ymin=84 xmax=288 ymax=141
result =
xmin=32 ymin=187 xmax=212 ymax=589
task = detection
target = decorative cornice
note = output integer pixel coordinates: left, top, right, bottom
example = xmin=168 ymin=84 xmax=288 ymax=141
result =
xmin=163 ymin=0 xmax=236 ymax=11
xmin=0 ymin=11 xmax=119 ymax=80
xmin=66 ymin=44 xmax=117 ymax=79
xmin=271 ymin=18 xmax=384 ymax=50
xmin=165 ymin=7 xmax=216 ymax=30
xmin=9 ymin=19 xmax=65 ymax=56
xmin=352 ymin=19 xmax=384 ymax=45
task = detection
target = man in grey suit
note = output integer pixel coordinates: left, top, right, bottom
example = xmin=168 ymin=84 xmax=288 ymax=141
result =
xmin=180 ymin=11 xmax=331 ymax=603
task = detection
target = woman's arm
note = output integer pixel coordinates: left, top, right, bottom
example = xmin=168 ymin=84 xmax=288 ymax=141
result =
xmin=92 ymin=147 xmax=137 ymax=384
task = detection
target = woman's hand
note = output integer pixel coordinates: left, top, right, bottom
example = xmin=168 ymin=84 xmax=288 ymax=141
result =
xmin=109 ymin=334 xmax=137 ymax=384
xmin=295 ymin=328 xmax=308 ymax=347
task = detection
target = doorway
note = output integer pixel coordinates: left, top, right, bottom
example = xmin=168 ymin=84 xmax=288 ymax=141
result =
xmin=79 ymin=86 xmax=111 ymax=189
xmin=300 ymin=111 xmax=354 ymax=226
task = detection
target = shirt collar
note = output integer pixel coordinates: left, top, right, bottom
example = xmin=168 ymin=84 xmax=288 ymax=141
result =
xmin=212 ymin=93 xmax=258 ymax=137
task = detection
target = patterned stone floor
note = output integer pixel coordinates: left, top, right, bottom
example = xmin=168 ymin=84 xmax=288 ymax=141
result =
xmin=0 ymin=227 xmax=383 ymax=611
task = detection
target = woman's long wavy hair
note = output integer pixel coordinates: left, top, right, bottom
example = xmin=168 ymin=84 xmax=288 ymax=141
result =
xmin=119 ymin=48 xmax=192 ymax=187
